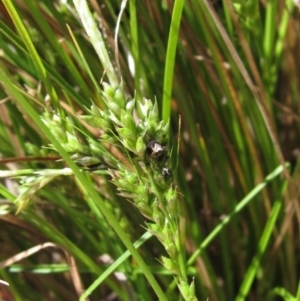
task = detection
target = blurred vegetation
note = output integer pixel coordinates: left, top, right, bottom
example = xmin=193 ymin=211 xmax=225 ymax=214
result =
xmin=0 ymin=0 xmax=299 ymax=301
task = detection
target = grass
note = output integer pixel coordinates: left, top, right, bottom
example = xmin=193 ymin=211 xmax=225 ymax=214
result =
xmin=0 ymin=0 xmax=299 ymax=300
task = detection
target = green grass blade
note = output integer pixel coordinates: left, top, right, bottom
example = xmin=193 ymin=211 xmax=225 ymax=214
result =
xmin=80 ymin=231 xmax=153 ymax=301
xmin=162 ymin=0 xmax=185 ymax=123
xmin=73 ymin=0 xmax=119 ymax=87
xmin=234 ymin=198 xmax=285 ymax=301
xmin=188 ymin=163 xmax=288 ymax=265
xmin=2 ymin=0 xmax=59 ymax=109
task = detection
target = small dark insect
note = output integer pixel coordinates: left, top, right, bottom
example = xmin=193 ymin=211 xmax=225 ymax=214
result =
xmin=145 ymin=140 xmax=171 ymax=177
xmin=146 ymin=140 xmax=166 ymax=161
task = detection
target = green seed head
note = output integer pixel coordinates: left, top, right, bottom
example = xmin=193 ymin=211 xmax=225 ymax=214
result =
xmin=160 ymin=256 xmax=178 ymax=274
xmin=126 ymin=98 xmax=135 ymax=112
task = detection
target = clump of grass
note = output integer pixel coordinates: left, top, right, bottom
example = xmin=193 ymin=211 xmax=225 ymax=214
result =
xmin=1 ymin=0 xmax=195 ymax=300
xmin=40 ymin=0 xmax=194 ymax=298
xmin=1 ymin=0 xmax=299 ymax=301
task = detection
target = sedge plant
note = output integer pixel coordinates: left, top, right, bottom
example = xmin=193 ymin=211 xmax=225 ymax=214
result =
xmin=0 ymin=0 xmax=299 ymax=301
xmin=1 ymin=0 xmax=195 ymax=300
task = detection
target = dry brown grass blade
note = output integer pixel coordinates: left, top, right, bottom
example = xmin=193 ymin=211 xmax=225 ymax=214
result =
xmin=201 ymin=0 xmax=290 ymax=180
xmin=0 ymin=242 xmax=86 ymax=299
xmin=0 ymin=242 xmax=58 ymax=268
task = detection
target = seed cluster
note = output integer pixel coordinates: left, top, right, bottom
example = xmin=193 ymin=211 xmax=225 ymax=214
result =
xmin=42 ymin=81 xmax=196 ymax=301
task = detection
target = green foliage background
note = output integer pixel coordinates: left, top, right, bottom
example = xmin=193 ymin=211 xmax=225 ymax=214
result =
xmin=0 ymin=0 xmax=299 ymax=300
